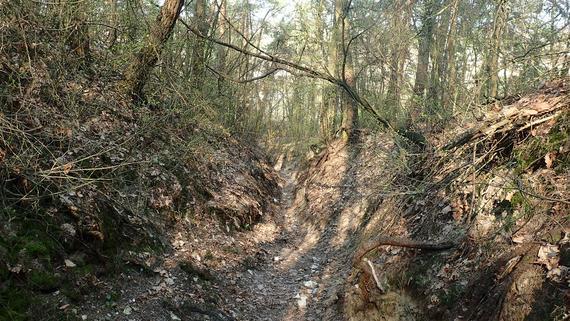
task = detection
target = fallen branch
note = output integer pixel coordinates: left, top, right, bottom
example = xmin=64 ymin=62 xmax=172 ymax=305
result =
xmin=178 ymin=18 xmax=395 ymax=131
xmin=206 ymin=65 xmax=283 ymax=83
xmin=353 ymin=236 xmax=456 ymax=267
xmin=364 ymin=258 xmax=385 ymax=293
xmin=443 ymin=91 xmax=568 ymax=151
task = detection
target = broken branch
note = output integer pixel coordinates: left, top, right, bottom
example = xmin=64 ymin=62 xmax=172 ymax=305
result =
xmin=179 ymin=17 xmax=395 ymax=131
xmin=353 ymin=236 xmax=456 ymax=267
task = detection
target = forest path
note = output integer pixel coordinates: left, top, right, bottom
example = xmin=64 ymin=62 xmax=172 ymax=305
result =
xmin=77 ymin=166 xmax=354 ymax=321
xmin=224 ymin=166 xmax=353 ymax=321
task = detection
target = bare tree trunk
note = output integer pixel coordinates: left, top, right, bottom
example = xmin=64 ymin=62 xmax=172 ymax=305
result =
xmin=442 ymin=0 xmax=460 ymax=111
xmin=236 ymin=1 xmax=253 ymax=133
xmin=191 ymin=0 xmax=208 ymax=90
xmin=386 ymin=41 xmax=401 ymax=110
xmin=123 ymin=0 xmax=184 ymax=103
xmin=107 ymin=0 xmax=118 ymax=50
xmin=486 ymin=0 xmax=508 ymax=102
xmin=387 ymin=0 xmax=412 ymax=119
xmin=410 ymin=0 xmax=437 ymax=123
xmin=413 ymin=0 xmax=436 ymax=99
xmin=316 ymin=0 xmax=334 ymax=141
xmin=336 ymin=0 xmax=358 ymax=140
xmin=427 ymin=13 xmax=447 ymax=113
xmin=331 ymin=0 xmax=342 ymax=135
xmin=216 ymin=0 xmax=228 ymax=96
xmin=340 ymin=58 xmax=357 ymax=136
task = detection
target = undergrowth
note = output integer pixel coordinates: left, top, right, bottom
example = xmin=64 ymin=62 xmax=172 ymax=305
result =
xmin=0 ymin=5 xmax=279 ymax=319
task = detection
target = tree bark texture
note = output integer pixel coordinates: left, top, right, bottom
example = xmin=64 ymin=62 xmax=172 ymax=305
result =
xmin=124 ymin=0 xmax=184 ymax=103
xmin=486 ymin=0 xmax=508 ymax=101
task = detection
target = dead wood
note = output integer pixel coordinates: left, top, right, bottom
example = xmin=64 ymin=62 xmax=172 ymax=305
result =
xmin=352 ymin=236 xmax=457 ymax=267
xmin=444 ymin=83 xmax=568 ymax=150
xmin=178 ymin=18 xmax=395 ymax=131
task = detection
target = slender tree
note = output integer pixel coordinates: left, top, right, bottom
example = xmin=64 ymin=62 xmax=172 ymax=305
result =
xmin=336 ymin=0 xmax=358 ymax=139
xmin=191 ymin=0 xmax=208 ymax=90
xmin=123 ymin=0 xmax=184 ymax=103
xmin=412 ymin=0 xmax=437 ymax=101
xmin=486 ymin=0 xmax=508 ymax=102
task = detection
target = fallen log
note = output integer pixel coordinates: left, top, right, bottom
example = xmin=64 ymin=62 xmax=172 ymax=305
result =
xmin=444 ymin=82 xmax=568 ymax=150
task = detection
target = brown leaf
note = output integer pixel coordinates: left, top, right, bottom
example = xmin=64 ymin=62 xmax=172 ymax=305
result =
xmin=544 ymin=152 xmax=556 ymax=169
xmin=63 ymin=163 xmax=73 ymax=174
xmin=536 ymin=243 xmax=560 ymax=270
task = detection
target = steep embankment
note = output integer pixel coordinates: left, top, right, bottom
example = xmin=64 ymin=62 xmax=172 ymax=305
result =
xmin=290 ymin=80 xmax=570 ymax=321
xmin=0 ymin=50 xmax=281 ymax=319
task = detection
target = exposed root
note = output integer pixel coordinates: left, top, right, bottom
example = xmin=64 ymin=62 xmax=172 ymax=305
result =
xmin=353 ymin=236 xmax=457 ymax=267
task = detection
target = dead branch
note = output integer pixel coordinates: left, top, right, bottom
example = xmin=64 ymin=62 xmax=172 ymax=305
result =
xmin=443 ymin=91 xmax=568 ymax=151
xmin=364 ymin=258 xmax=385 ymax=292
xmin=353 ymin=236 xmax=456 ymax=267
xmin=206 ymin=65 xmax=282 ymax=83
xmin=178 ymin=18 xmax=395 ymax=131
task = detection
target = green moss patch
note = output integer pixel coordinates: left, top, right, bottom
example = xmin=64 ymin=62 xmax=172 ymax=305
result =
xmin=28 ymin=271 xmax=61 ymax=292
xmin=0 ymin=286 xmax=31 ymax=321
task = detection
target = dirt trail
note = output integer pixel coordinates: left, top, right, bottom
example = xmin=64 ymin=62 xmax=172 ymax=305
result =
xmin=224 ymin=167 xmax=355 ymax=321
xmin=73 ymin=87 xmax=569 ymax=321
xmin=76 ymin=166 xmax=356 ymax=321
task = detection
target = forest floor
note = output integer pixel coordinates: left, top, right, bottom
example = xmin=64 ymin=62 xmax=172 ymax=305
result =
xmin=221 ymin=166 xmax=352 ymax=321
xmin=74 ymin=165 xmax=352 ymax=321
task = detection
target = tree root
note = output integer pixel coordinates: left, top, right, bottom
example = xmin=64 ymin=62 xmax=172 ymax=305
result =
xmin=352 ymin=236 xmax=457 ymax=267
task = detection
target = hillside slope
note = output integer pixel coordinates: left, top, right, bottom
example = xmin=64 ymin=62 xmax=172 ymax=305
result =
xmin=0 ymin=43 xmax=281 ymax=320
xmin=289 ymin=80 xmax=569 ymax=321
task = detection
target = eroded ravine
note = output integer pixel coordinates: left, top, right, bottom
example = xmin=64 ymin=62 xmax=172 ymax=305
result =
xmin=225 ymin=165 xmax=357 ymax=321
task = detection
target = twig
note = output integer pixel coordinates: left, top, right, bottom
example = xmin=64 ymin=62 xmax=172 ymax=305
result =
xmin=517 ymin=110 xmax=564 ymax=132
xmin=206 ymin=65 xmax=282 ymax=83
xmin=364 ymin=258 xmax=384 ymax=292
xmin=515 ymin=179 xmax=570 ymax=205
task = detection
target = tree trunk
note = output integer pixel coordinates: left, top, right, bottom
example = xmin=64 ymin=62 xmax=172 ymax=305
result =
xmin=442 ymin=0 xmax=460 ymax=111
xmin=191 ymin=0 xmax=208 ymax=90
xmin=341 ymin=57 xmax=357 ymax=136
xmin=387 ymin=0 xmax=412 ymax=120
xmin=331 ymin=0 xmax=342 ymax=135
xmin=413 ymin=0 xmax=436 ymax=99
xmin=386 ymin=39 xmax=401 ymax=111
xmin=486 ymin=0 xmax=508 ymax=102
xmin=410 ymin=0 xmax=437 ymax=123
xmin=317 ymin=0 xmax=334 ymax=142
xmin=336 ymin=0 xmax=358 ymax=139
xmin=107 ymin=0 xmax=118 ymax=50
xmin=427 ymin=1 xmax=448 ymax=115
xmin=123 ymin=0 xmax=184 ymax=103
xmin=216 ymin=0 xmax=228 ymax=96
